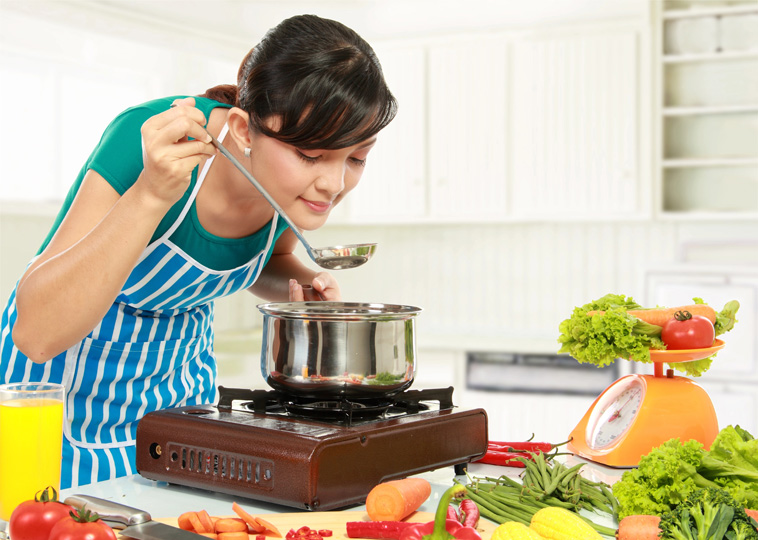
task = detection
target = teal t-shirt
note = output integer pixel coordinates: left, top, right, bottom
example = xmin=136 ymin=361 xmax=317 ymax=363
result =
xmin=39 ymin=96 xmax=289 ymax=271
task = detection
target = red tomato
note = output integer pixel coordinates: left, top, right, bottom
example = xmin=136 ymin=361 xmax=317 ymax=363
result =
xmin=662 ymin=310 xmax=715 ymax=350
xmin=49 ymin=510 xmax=118 ymax=540
xmin=8 ymin=486 xmax=72 ymax=540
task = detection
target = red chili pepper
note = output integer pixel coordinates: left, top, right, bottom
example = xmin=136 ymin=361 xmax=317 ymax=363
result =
xmin=286 ymin=527 xmax=325 ymax=540
xmin=487 ymin=437 xmax=572 ymax=453
xmin=318 ymin=530 xmax=333 ymax=537
xmin=473 ymin=450 xmax=529 ymax=467
xmin=346 ymin=522 xmax=418 ymax=539
xmin=398 ymin=485 xmax=481 ymax=540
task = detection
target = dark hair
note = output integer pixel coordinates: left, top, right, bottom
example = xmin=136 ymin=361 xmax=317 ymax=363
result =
xmin=201 ymin=14 xmax=396 ymax=150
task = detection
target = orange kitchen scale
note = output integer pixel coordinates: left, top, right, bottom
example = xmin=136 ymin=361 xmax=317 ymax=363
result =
xmin=567 ymin=339 xmax=725 ymax=468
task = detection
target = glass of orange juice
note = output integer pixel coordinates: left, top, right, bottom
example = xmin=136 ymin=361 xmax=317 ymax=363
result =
xmin=0 ymin=383 xmax=64 ymax=522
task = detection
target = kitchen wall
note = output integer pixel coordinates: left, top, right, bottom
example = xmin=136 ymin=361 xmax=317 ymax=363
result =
xmin=1 ymin=0 xmax=757 ymax=441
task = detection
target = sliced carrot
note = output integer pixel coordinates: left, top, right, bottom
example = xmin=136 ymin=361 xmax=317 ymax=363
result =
xmin=217 ymin=533 xmax=250 ymax=540
xmin=588 ymin=304 xmax=717 ymax=327
xmin=197 ymin=511 xmax=215 ymax=534
xmin=215 ymin=518 xmax=249 ymax=533
xmin=254 ymin=516 xmax=283 ymax=538
xmin=198 ymin=535 xmax=218 ymax=540
xmin=617 ymin=515 xmax=661 ymax=540
xmin=189 ymin=512 xmax=208 ymax=533
xmin=232 ymin=501 xmax=266 ymax=533
xmin=365 ymin=478 xmax=432 ymax=522
xmin=178 ymin=512 xmax=197 ymax=531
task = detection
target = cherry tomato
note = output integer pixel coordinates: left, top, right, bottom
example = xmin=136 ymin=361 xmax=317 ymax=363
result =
xmin=662 ymin=310 xmax=715 ymax=350
xmin=8 ymin=486 xmax=72 ymax=540
xmin=49 ymin=508 xmax=117 ymax=540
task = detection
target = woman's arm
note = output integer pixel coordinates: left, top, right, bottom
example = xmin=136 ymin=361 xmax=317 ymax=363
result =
xmin=13 ymin=99 xmax=215 ymax=363
xmin=249 ymin=228 xmax=341 ymax=302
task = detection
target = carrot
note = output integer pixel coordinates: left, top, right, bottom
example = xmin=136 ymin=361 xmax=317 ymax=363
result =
xmin=616 ymin=515 xmax=661 ymax=540
xmin=198 ymin=535 xmax=218 ymax=540
xmin=255 ymin=516 xmax=283 ymax=537
xmin=178 ymin=512 xmax=196 ymax=531
xmin=746 ymin=508 xmax=758 ymax=528
xmin=365 ymin=478 xmax=432 ymax=522
xmin=218 ymin=533 xmax=250 ymax=540
xmin=588 ymin=304 xmax=717 ymax=327
xmin=189 ymin=512 xmax=209 ymax=533
xmin=233 ymin=501 xmax=266 ymax=533
xmin=197 ymin=510 xmax=215 ymax=534
xmin=215 ymin=518 xmax=249 ymax=533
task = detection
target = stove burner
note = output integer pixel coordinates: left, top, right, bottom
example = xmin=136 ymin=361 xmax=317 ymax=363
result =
xmin=217 ymin=386 xmax=455 ymax=426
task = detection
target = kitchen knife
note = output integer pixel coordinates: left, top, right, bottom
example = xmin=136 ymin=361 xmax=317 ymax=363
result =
xmin=64 ymin=495 xmax=206 ymax=540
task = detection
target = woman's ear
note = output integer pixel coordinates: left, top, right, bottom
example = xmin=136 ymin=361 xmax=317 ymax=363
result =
xmin=225 ymin=107 xmax=252 ymax=153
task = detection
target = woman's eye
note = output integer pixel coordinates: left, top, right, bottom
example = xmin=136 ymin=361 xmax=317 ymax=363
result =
xmin=350 ymin=157 xmax=367 ymax=167
xmin=296 ymin=150 xmax=320 ymax=163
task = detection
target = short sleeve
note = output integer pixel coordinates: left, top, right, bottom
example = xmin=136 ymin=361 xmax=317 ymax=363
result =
xmin=87 ymin=105 xmax=160 ymax=195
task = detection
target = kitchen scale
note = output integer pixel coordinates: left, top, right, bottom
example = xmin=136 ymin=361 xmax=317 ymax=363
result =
xmin=567 ymin=339 xmax=725 ymax=467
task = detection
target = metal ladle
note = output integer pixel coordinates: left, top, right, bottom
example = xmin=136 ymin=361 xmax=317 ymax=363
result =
xmin=207 ymin=130 xmax=376 ymax=270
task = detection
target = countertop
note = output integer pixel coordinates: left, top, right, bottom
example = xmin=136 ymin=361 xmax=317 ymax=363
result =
xmin=1 ymin=459 xmax=623 ymax=535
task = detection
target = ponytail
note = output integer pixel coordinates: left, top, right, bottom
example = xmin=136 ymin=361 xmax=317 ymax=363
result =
xmin=198 ymin=84 xmax=238 ymax=106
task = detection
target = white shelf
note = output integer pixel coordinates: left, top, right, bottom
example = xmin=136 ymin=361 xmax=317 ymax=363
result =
xmin=663 ymin=104 xmax=758 ymax=116
xmin=662 ymin=157 xmax=758 ymax=168
xmin=663 ymin=4 xmax=758 ymax=20
xmin=663 ymin=50 xmax=758 ymax=63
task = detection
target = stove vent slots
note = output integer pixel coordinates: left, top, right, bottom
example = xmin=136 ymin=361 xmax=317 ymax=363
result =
xmin=168 ymin=443 xmax=274 ymax=489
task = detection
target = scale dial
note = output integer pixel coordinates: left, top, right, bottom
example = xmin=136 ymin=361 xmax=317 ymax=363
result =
xmin=585 ymin=376 xmax=645 ymax=450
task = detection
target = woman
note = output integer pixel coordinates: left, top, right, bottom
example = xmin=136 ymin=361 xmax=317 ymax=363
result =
xmin=0 ymin=14 xmax=396 ymax=488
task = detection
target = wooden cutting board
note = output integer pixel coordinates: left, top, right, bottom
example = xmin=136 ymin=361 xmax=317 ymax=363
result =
xmin=147 ymin=511 xmax=498 ymax=540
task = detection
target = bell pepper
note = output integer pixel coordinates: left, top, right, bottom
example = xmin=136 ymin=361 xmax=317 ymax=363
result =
xmin=398 ymin=485 xmax=481 ymax=540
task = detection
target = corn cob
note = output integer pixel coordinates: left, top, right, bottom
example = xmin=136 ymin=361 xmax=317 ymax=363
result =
xmin=529 ymin=507 xmax=603 ymax=540
xmin=491 ymin=521 xmax=547 ymax=540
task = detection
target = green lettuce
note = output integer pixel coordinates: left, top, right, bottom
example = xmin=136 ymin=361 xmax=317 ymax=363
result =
xmin=557 ymin=293 xmax=664 ymax=368
xmin=613 ymin=426 xmax=758 ymax=519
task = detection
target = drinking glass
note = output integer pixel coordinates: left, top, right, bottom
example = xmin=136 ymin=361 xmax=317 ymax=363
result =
xmin=0 ymin=383 xmax=64 ymax=521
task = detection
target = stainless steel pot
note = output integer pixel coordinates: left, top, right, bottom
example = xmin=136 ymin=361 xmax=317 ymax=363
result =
xmin=258 ymin=302 xmax=422 ymax=399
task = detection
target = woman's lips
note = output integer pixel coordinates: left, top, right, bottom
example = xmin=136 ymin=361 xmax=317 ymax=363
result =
xmin=301 ymin=198 xmax=332 ymax=213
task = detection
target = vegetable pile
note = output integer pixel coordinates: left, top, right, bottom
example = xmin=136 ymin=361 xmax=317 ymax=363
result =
xmin=658 ymin=488 xmax=758 ymax=540
xmin=461 ymin=450 xmax=617 ymax=537
xmin=8 ymin=487 xmax=116 ymax=540
xmin=557 ymin=294 xmax=740 ymax=376
xmin=613 ymin=425 xmax=758 ymax=519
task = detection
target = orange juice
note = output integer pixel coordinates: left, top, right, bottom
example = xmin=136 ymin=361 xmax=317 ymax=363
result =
xmin=0 ymin=397 xmax=63 ymax=521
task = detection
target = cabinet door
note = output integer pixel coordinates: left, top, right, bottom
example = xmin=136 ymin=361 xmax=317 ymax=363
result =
xmin=428 ymin=38 xmax=508 ymax=220
xmin=511 ymin=30 xmax=642 ymax=219
xmin=342 ymin=45 xmax=427 ymax=222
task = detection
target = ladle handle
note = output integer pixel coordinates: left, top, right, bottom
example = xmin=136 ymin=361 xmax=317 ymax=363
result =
xmin=206 ymin=130 xmax=319 ymax=263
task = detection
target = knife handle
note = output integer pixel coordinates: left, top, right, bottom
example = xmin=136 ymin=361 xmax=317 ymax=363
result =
xmin=64 ymin=495 xmax=151 ymax=527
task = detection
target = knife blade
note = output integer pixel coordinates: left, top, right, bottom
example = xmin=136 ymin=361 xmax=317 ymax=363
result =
xmin=64 ymin=495 xmax=207 ymax=540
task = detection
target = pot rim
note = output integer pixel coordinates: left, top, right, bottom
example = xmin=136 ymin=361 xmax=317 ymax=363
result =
xmin=257 ymin=301 xmax=422 ymax=321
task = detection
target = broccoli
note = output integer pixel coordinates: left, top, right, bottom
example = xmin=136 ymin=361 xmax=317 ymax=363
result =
xmin=658 ymin=487 xmax=758 ymax=540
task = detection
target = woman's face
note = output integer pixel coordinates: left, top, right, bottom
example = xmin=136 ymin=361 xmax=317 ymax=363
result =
xmin=247 ymin=123 xmax=376 ymax=231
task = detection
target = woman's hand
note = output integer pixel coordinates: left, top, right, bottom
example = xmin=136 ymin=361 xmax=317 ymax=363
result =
xmin=288 ymin=273 xmax=341 ymax=301
xmin=137 ymin=97 xmax=216 ymax=207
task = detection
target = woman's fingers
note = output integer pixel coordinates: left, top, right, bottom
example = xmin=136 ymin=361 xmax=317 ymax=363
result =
xmin=312 ymin=273 xmax=341 ymax=301
xmin=137 ymin=99 xmax=217 ymax=205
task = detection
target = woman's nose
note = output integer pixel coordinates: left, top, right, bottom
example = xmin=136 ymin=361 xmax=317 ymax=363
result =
xmin=315 ymin=164 xmax=345 ymax=195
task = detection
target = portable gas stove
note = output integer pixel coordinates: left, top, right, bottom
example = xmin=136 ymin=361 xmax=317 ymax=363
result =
xmin=136 ymin=386 xmax=487 ymax=511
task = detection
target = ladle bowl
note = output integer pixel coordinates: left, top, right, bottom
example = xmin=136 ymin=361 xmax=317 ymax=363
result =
xmin=207 ymin=130 xmax=377 ymax=270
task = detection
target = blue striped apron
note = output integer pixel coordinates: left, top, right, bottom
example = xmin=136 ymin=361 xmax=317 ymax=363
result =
xmin=0 ymin=126 xmax=278 ymax=488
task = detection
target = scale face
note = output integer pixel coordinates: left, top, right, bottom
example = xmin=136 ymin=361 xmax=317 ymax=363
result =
xmin=568 ymin=340 xmax=724 ymax=467
xmin=585 ymin=376 xmax=644 ymax=450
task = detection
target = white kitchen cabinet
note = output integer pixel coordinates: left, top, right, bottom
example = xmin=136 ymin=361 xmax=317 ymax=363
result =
xmin=510 ymin=26 xmax=648 ymax=220
xmin=426 ymin=37 xmax=509 ymax=221
xmin=656 ymin=1 xmax=758 ymax=218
